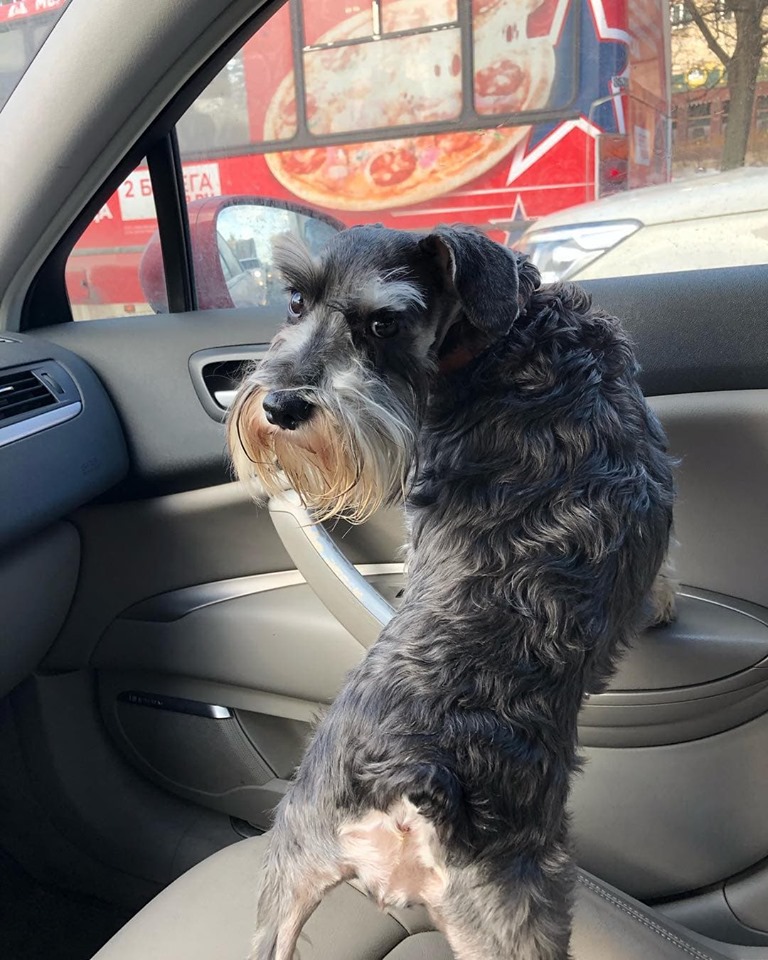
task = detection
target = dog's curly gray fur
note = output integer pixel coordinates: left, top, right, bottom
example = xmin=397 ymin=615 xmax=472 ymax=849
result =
xmin=229 ymin=224 xmax=675 ymax=960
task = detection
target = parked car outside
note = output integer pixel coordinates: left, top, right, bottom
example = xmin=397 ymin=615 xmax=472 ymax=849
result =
xmin=515 ymin=166 xmax=768 ymax=283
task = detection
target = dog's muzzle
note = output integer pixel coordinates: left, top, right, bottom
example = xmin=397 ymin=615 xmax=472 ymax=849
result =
xmin=263 ymin=391 xmax=314 ymax=431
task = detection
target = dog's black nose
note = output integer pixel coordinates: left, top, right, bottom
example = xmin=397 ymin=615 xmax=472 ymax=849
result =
xmin=263 ymin=391 xmax=314 ymax=431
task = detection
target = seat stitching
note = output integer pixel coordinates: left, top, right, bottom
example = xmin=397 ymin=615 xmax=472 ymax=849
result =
xmin=381 ymin=932 xmax=446 ymax=958
xmin=577 ymin=875 xmax=717 ymax=960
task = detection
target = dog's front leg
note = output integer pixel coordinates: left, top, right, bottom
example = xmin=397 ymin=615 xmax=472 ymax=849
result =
xmin=250 ymin=865 xmax=319 ymax=960
xmin=644 ymin=562 xmax=678 ymax=628
xmin=249 ymin=796 xmax=343 ymax=960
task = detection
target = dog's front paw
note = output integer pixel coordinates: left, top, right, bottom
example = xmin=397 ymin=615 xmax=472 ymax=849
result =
xmin=642 ymin=570 xmax=678 ymax=629
xmin=247 ymin=926 xmax=278 ymax=960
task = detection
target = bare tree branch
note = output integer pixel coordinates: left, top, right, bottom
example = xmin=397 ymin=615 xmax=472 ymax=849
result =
xmin=683 ymin=0 xmax=732 ymax=65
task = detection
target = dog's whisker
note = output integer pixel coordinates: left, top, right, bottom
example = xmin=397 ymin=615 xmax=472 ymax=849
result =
xmin=234 ymin=412 xmax=261 ymax=466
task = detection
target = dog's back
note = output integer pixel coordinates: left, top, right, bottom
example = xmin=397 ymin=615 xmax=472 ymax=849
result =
xmin=407 ymin=279 xmax=674 ymax=688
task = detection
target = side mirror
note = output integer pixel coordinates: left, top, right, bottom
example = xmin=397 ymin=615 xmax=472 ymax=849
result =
xmin=139 ymin=196 xmax=344 ymax=312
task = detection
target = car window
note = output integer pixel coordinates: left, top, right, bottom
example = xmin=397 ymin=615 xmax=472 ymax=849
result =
xmin=0 ymin=0 xmax=71 ymax=111
xmin=518 ymin=1 xmax=768 ymax=281
xmin=65 ymin=159 xmax=166 ymax=320
xmin=62 ymin=0 xmax=768 ymax=320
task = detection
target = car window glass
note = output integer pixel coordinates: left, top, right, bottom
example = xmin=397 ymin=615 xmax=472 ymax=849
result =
xmin=519 ymin=0 xmax=768 ymax=281
xmin=65 ymin=159 xmax=167 ymax=320
xmin=63 ymin=0 xmax=768 ymax=321
xmin=180 ymin=0 xmax=589 ymax=316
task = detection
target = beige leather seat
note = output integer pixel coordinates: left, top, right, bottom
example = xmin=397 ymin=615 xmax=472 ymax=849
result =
xmin=90 ymin=835 xmax=768 ymax=960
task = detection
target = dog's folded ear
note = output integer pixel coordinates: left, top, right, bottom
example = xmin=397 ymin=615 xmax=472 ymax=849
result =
xmin=419 ymin=226 xmax=540 ymax=338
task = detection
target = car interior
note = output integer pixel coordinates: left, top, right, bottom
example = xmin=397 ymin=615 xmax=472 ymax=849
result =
xmin=2 ymin=0 xmax=768 ymax=958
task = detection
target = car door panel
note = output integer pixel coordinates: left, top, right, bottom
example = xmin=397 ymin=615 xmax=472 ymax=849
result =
xmin=40 ymin=483 xmax=405 ymax=673
xmin=573 ymin=708 xmax=768 ymax=900
xmin=7 ymin=265 xmax=768 ymax=938
xmin=0 ymin=523 xmax=80 ymax=699
xmin=582 ymin=268 xmax=768 ymax=396
xmin=96 ymin=577 xmax=374 ymax=704
xmin=30 ymin=310 xmax=283 ymax=493
xmin=651 ymin=390 xmax=768 ymax=608
xmin=88 ymin=574 xmax=768 ymax=896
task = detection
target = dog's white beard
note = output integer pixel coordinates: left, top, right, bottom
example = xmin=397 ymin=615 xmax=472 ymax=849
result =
xmin=227 ymin=380 xmax=416 ymax=523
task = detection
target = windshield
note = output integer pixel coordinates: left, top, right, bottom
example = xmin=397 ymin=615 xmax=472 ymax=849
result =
xmin=0 ymin=0 xmax=71 ymax=112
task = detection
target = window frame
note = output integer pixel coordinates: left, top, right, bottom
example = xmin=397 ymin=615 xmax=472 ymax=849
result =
xmin=20 ymin=0 xmax=278 ymax=330
xmin=145 ymin=133 xmax=198 ymax=313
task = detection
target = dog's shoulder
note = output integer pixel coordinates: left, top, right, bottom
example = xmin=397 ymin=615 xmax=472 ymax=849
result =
xmin=539 ymin=280 xmax=593 ymax=315
xmin=522 ymin=281 xmax=637 ymax=377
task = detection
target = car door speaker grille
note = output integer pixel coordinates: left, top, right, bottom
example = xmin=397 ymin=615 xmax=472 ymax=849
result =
xmin=0 ymin=369 xmax=56 ymax=422
xmin=113 ymin=694 xmax=273 ymax=796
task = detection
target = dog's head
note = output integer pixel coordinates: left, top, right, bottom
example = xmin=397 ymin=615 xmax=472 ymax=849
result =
xmin=228 ymin=224 xmax=539 ymax=521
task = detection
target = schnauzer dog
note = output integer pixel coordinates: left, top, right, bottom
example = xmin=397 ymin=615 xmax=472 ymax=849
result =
xmin=228 ymin=224 xmax=675 ymax=960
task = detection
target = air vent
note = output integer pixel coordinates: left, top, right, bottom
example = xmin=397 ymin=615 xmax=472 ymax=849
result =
xmin=0 ymin=369 xmax=56 ymax=423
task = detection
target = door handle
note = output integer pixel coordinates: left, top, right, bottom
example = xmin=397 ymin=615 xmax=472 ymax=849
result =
xmin=213 ymin=389 xmax=238 ymax=409
xmin=189 ymin=346 xmax=268 ymax=422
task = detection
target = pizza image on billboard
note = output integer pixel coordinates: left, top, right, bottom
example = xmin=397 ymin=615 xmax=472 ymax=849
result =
xmin=264 ymin=0 xmax=556 ymax=211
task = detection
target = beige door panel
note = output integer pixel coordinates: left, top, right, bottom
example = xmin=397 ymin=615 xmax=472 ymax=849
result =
xmin=44 ymin=482 xmax=405 ymax=671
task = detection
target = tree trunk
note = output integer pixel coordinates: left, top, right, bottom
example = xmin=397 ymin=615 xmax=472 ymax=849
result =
xmin=721 ymin=8 xmax=764 ymax=170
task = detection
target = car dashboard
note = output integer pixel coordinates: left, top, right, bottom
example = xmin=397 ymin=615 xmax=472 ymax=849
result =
xmin=0 ymin=333 xmax=127 ymax=549
xmin=0 ymin=333 xmax=127 ymax=698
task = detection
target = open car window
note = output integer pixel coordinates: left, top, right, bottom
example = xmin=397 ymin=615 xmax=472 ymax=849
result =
xmin=61 ymin=0 xmax=768 ymax=321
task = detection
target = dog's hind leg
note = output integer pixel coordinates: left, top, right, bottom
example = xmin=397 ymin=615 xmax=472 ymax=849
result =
xmin=437 ymin=855 xmax=574 ymax=960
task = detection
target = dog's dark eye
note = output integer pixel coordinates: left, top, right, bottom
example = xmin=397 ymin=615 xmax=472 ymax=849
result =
xmin=370 ymin=315 xmax=399 ymax=339
xmin=288 ymin=290 xmax=305 ymax=318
